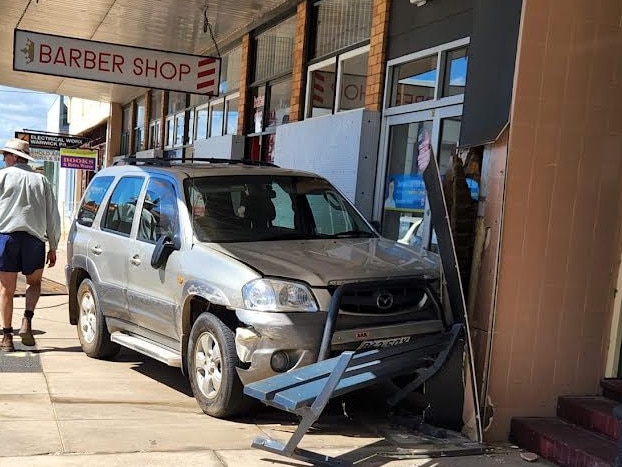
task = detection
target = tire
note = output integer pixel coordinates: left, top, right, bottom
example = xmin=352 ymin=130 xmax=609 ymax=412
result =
xmin=76 ymin=278 xmax=120 ymax=359
xmin=188 ymin=313 xmax=248 ymax=418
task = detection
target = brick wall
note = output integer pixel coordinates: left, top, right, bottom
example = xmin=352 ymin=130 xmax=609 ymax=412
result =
xmin=365 ymin=0 xmax=391 ymax=111
xmin=237 ymin=34 xmax=252 ymax=136
xmin=289 ymin=0 xmax=310 ymax=122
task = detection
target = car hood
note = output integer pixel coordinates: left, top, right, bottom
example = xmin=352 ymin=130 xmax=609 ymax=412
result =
xmin=207 ymin=238 xmax=441 ymax=287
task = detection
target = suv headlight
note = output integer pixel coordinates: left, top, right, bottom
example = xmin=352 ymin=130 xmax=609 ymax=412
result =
xmin=242 ymin=279 xmax=318 ymax=312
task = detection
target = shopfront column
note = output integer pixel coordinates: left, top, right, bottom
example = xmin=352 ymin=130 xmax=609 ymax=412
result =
xmin=289 ymin=0 xmax=311 ymax=122
xmin=237 ymin=34 xmax=251 ymax=135
xmin=365 ymin=0 xmax=391 ymax=112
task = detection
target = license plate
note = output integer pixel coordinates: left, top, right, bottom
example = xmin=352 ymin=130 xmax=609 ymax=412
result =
xmin=357 ymin=336 xmax=411 ymax=350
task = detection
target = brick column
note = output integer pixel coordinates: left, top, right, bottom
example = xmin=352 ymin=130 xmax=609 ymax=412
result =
xmin=289 ymin=0 xmax=311 ymax=122
xmin=106 ymin=102 xmax=123 ymax=166
xmin=365 ymin=0 xmax=391 ymax=111
xmin=129 ymin=100 xmax=136 ymax=155
xmin=237 ymin=34 xmax=252 ymax=135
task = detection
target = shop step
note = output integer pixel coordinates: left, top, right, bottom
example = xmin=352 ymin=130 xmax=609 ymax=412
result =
xmin=602 ymin=378 xmax=622 ymax=404
xmin=510 ymin=417 xmax=617 ymax=467
xmin=557 ymin=396 xmax=619 ymax=441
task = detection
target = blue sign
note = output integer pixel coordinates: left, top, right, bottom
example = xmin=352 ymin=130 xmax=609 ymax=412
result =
xmin=385 ymin=173 xmax=479 ymax=211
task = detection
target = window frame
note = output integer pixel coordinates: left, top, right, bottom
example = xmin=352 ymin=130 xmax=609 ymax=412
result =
xmin=304 ymin=44 xmax=370 ymax=119
xmin=383 ymin=37 xmax=470 ymax=117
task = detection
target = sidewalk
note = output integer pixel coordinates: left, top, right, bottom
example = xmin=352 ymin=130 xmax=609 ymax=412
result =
xmin=0 ymin=245 xmax=549 ymax=466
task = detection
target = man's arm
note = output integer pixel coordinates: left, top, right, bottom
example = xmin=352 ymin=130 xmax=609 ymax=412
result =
xmin=44 ymin=179 xmax=62 ymax=251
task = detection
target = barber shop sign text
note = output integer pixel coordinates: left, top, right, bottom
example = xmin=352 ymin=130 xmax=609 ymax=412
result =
xmin=13 ymin=29 xmax=221 ymax=96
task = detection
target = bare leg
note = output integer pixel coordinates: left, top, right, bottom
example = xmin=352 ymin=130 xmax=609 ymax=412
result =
xmin=0 ymin=271 xmax=18 ymax=328
xmin=25 ymin=268 xmax=44 ymax=312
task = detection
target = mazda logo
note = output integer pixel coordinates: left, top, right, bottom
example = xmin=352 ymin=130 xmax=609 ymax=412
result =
xmin=376 ymin=292 xmax=394 ymax=310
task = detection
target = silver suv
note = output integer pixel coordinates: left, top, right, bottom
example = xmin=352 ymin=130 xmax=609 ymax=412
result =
xmin=66 ymin=158 xmax=446 ymax=418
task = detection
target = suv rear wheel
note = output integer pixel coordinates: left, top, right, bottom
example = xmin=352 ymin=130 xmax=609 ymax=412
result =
xmin=188 ymin=313 xmax=246 ymax=418
xmin=76 ymin=278 xmax=120 ymax=359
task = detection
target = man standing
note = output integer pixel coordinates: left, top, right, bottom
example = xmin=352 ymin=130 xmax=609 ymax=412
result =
xmin=0 ymin=138 xmax=61 ymax=352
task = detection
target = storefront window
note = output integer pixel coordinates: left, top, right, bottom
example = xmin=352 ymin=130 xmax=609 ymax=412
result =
xmin=174 ymin=112 xmax=185 ymax=147
xmin=338 ymin=52 xmax=368 ymax=111
xmin=254 ymin=17 xmax=296 ymax=83
xmin=313 ymin=0 xmax=373 ymax=59
xmin=388 ymin=43 xmax=469 ymax=109
xmin=209 ymin=101 xmax=224 ymax=137
xmin=251 ymin=87 xmax=266 ymax=134
xmin=165 ymin=117 xmax=174 ymax=148
xmin=168 ymin=92 xmax=187 ymax=113
xmin=225 ymin=96 xmax=239 ymax=135
xmin=195 ymin=106 xmax=209 ymax=140
xmin=148 ymin=121 xmax=161 ymax=149
xmin=308 ymin=62 xmax=336 ymax=118
xmin=443 ymin=47 xmax=468 ymax=97
xmin=266 ymin=79 xmax=291 ymax=130
xmin=219 ymin=46 xmax=242 ymax=94
xmin=391 ymin=56 xmax=438 ymax=107
xmin=306 ymin=47 xmax=368 ymax=118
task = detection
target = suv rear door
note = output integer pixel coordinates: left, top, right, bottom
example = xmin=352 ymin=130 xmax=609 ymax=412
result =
xmin=126 ymin=175 xmax=181 ymax=347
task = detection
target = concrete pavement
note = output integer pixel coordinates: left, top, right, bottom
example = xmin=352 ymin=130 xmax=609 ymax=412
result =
xmin=0 ymin=246 xmax=549 ymax=466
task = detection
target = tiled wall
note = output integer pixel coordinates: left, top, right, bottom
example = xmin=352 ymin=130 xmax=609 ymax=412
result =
xmin=485 ymin=0 xmax=622 ymax=441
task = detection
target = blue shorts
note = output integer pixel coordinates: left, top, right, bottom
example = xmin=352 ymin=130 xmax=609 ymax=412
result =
xmin=0 ymin=232 xmax=46 ymax=275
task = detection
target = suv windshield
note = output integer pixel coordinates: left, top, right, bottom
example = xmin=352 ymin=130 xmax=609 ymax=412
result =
xmin=184 ymin=175 xmax=375 ymax=243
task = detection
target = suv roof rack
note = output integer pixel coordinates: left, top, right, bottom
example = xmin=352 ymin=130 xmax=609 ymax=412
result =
xmin=113 ymin=157 xmax=279 ymax=168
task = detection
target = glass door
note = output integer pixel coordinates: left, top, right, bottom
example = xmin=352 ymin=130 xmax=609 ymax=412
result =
xmin=377 ymin=104 xmax=463 ymax=250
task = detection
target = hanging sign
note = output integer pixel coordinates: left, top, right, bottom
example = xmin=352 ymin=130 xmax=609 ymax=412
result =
xmin=15 ymin=131 xmax=90 ymax=162
xmin=13 ymin=29 xmax=221 ymax=96
xmin=60 ymin=148 xmax=97 ymax=171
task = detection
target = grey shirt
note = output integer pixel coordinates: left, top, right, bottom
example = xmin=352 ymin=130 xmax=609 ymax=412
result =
xmin=0 ymin=163 xmax=61 ymax=250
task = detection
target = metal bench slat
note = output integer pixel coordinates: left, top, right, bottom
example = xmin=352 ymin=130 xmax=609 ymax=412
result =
xmin=244 ymin=331 xmax=452 ymax=403
xmin=244 ymin=356 xmax=342 ymax=401
xmin=272 ymin=341 xmax=448 ymax=411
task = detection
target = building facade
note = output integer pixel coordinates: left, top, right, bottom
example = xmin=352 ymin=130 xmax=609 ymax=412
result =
xmin=16 ymin=0 xmax=622 ymax=442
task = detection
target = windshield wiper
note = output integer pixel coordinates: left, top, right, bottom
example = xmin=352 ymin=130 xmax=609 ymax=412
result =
xmin=327 ymin=230 xmax=375 ymax=239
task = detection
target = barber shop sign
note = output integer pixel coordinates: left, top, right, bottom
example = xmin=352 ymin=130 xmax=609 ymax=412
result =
xmin=13 ymin=29 xmax=221 ymax=96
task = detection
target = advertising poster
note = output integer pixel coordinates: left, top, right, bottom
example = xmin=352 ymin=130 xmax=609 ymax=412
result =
xmin=60 ymin=148 xmax=97 ymax=171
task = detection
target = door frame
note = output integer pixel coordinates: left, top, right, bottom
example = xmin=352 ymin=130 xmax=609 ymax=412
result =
xmin=373 ymin=103 xmax=464 ymax=223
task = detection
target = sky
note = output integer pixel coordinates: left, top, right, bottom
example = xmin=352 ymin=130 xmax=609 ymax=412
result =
xmin=0 ymin=85 xmax=58 ymax=166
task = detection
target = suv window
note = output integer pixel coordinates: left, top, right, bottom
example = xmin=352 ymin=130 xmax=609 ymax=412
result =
xmin=185 ymin=175 xmax=374 ymax=242
xmin=75 ymin=176 xmax=114 ymax=227
xmin=138 ymin=178 xmax=179 ymax=243
xmin=101 ymin=176 xmax=145 ymax=236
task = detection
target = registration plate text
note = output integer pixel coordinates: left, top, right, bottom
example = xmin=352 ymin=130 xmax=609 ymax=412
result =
xmin=358 ymin=336 xmax=411 ymax=350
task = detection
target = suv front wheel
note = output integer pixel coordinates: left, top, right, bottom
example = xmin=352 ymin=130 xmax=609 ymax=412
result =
xmin=188 ymin=313 xmax=246 ymax=418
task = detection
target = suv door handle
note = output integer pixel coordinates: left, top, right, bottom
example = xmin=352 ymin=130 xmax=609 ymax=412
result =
xmin=90 ymin=245 xmax=102 ymax=255
xmin=130 ymin=255 xmax=142 ymax=266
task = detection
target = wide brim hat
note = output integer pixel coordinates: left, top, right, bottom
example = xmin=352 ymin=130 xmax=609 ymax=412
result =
xmin=2 ymin=138 xmax=35 ymax=161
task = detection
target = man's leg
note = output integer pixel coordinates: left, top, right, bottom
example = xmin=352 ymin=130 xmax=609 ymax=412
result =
xmin=0 ymin=271 xmax=18 ymax=351
xmin=19 ymin=268 xmax=43 ymax=346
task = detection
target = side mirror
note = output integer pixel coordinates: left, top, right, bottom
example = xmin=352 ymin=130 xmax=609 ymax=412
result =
xmin=370 ymin=220 xmax=382 ymax=232
xmin=151 ymin=235 xmax=179 ymax=269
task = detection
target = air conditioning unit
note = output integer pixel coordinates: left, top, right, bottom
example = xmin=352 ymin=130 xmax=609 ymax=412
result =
xmin=135 ymin=149 xmax=164 ymax=159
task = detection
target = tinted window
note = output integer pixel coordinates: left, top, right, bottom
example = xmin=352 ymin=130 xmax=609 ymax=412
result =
xmin=76 ymin=176 xmax=114 ymax=227
xmin=137 ymin=178 xmax=179 ymax=243
xmin=101 ymin=177 xmax=145 ymax=236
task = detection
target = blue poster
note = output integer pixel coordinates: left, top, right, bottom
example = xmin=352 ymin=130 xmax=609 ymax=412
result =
xmin=384 ymin=174 xmax=479 ymax=211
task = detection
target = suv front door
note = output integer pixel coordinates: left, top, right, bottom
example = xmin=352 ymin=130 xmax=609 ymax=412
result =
xmin=126 ymin=176 xmax=181 ymax=347
xmin=94 ymin=176 xmax=146 ymax=321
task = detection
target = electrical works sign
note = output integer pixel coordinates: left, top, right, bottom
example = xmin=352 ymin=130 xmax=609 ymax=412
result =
xmin=15 ymin=131 xmax=90 ymax=162
xmin=13 ymin=29 xmax=221 ymax=96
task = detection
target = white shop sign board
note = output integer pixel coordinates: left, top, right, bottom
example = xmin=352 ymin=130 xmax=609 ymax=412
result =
xmin=13 ymin=29 xmax=221 ymax=96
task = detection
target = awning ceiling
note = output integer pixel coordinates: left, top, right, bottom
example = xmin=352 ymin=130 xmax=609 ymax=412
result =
xmin=0 ymin=0 xmax=295 ymax=103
